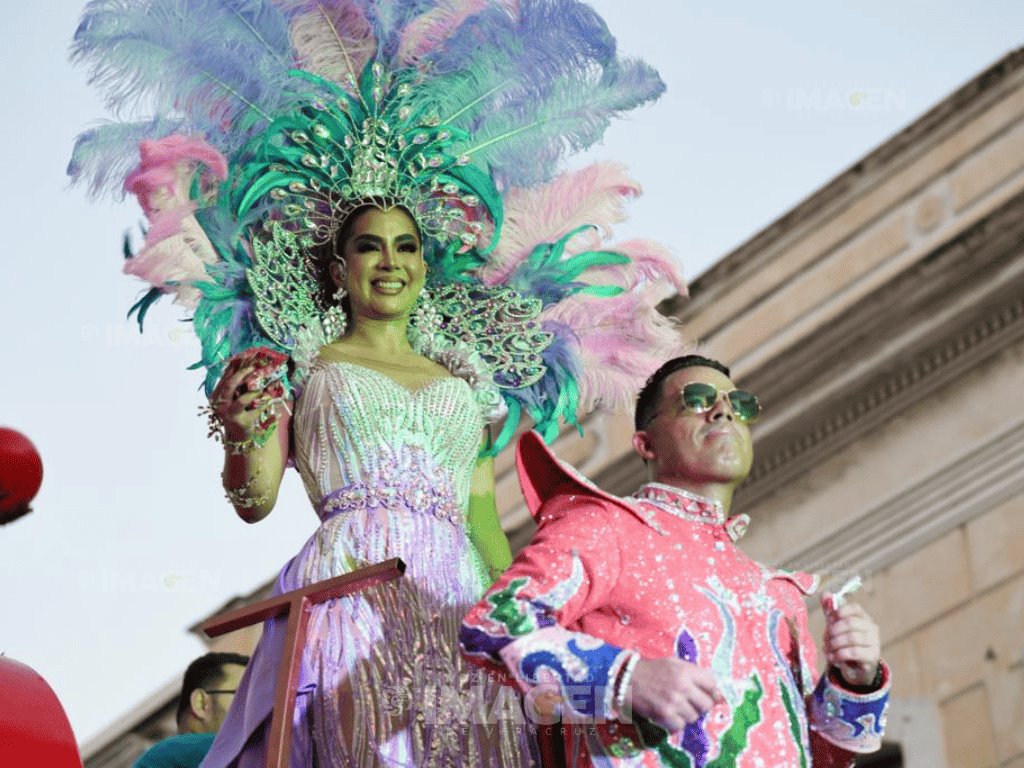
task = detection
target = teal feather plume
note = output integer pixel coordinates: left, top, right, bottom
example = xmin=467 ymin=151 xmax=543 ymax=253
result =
xmin=71 ymin=0 xmax=677 ymax=454
xmin=508 ymin=226 xmax=631 ymax=305
xmin=126 ymin=287 xmax=165 ymax=332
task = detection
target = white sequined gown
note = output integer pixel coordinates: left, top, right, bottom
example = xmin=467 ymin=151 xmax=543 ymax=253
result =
xmin=208 ymin=359 xmax=534 ymax=768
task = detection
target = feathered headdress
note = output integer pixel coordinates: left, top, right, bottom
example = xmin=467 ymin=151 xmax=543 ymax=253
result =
xmin=69 ymin=0 xmax=689 ymax=452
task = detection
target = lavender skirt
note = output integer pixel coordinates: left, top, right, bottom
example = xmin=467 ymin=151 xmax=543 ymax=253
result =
xmin=201 ymin=486 xmax=534 ymax=768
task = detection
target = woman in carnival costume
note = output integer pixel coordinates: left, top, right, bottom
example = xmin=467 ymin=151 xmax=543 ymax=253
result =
xmin=70 ymin=1 xmax=689 ymax=765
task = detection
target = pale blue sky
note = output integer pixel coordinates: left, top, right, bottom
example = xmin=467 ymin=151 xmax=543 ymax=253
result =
xmin=0 ymin=0 xmax=1019 ymax=750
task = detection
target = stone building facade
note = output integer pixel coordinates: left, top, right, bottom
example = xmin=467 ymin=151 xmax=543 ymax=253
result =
xmin=83 ymin=49 xmax=1024 ymax=768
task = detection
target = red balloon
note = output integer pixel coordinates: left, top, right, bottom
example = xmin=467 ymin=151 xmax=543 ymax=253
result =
xmin=0 ymin=656 xmax=82 ymax=767
xmin=0 ymin=427 xmax=44 ymax=525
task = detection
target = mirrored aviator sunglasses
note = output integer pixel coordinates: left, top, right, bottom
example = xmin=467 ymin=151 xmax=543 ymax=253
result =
xmin=680 ymin=382 xmax=761 ymax=423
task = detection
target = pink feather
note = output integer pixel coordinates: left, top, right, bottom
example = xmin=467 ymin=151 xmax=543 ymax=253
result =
xmin=477 ymin=160 xmax=689 ymax=410
xmin=278 ymin=0 xmax=376 ymax=89
xmin=396 ymin=0 xmax=487 ymax=66
xmin=545 ymin=281 xmax=692 ymax=412
xmin=575 ymin=238 xmax=688 ymax=296
xmin=123 ymin=134 xmax=227 ymax=216
xmin=481 ymin=162 xmax=642 ymax=286
xmin=122 ymin=135 xmax=225 ymax=307
xmin=541 ymin=237 xmax=690 ymax=412
xmin=123 ymin=215 xmax=220 ymax=308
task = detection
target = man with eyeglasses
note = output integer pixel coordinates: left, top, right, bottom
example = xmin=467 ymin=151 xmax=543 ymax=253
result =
xmin=461 ymin=355 xmax=889 ymax=767
xmin=133 ymin=652 xmax=249 ymax=768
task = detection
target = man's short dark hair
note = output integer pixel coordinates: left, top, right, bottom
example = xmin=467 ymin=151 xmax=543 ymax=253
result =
xmin=175 ymin=652 xmax=249 ymax=723
xmin=635 ymin=355 xmax=732 ymax=431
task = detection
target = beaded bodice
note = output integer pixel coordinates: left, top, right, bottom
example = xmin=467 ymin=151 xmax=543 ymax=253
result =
xmin=292 ymin=360 xmax=484 ymax=522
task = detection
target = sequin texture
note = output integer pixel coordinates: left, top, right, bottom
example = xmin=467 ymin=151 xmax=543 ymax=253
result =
xmin=212 ymin=359 xmax=533 ymax=768
xmin=461 ymin=432 xmax=889 ymax=767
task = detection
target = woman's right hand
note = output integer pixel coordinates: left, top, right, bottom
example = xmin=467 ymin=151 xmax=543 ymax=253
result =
xmin=209 ymin=356 xmax=286 ymax=439
xmin=211 ymin=350 xmax=292 ymax=523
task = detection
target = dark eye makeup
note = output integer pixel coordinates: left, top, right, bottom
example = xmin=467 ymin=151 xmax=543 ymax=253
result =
xmin=351 ymin=236 xmax=419 ymax=254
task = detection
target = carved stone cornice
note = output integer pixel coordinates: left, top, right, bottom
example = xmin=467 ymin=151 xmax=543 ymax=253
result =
xmin=780 ymin=421 xmax=1024 ymax=578
xmin=743 ymin=293 xmax=1024 ymax=497
xmin=735 ymin=192 xmax=1024 ymax=506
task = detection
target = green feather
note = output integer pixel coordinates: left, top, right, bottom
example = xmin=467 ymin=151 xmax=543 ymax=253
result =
xmin=577 ymin=285 xmax=625 ymax=298
xmin=126 ymin=287 xmax=164 ymax=332
xmin=556 ymin=250 xmax=630 ymax=280
xmin=487 ymin=398 xmax=522 ymax=457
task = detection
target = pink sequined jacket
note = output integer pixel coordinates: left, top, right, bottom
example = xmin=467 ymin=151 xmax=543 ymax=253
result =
xmin=460 ymin=432 xmax=889 ymax=767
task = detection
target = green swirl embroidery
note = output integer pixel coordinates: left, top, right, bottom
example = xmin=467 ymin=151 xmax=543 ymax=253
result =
xmin=486 ymin=577 xmax=535 ymax=636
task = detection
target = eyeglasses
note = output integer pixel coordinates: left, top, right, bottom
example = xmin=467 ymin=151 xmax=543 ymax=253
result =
xmin=680 ymin=382 xmax=760 ymax=423
xmin=204 ymin=689 xmax=237 ymax=696
xmin=645 ymin=382 xmax=761 ymax=426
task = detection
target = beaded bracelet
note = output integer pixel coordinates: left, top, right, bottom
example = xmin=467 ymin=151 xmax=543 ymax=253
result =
xmin=223 ymin=428 xmax=276 ymax=455
xmin=222 ymin=468 xmax=269 ymax=509
xmin=612 ymin=651 xmax=640 ymax=717
xmin=199 ymin=404 xmax=279 ymax=454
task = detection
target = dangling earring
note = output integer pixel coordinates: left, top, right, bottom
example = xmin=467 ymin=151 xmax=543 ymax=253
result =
xmin=411 ymin=287 xmax=441 ymax=336
xmin=323 ymin=259 xmax=348 ymax=340
xmin=323 ymin=302 xmax=348 ymax=341
xmin=331 ymin=259 xmax=348 ymax=304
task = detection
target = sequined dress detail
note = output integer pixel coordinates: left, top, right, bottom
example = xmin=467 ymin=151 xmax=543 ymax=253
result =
xmin=213 ymin=359 xmax=532 ymax=768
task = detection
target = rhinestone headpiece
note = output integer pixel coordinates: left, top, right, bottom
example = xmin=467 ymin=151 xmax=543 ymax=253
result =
xmin=231 ymin=63 xmax=498 ymax=251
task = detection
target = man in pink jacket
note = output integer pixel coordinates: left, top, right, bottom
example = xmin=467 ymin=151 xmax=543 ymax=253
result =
xmin=461 ymin=355 xmax=889 ymax=767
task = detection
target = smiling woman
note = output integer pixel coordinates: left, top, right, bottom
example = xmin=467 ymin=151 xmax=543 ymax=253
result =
xmin=68 ymin=0 xmax=689 ymax=765
xmin=318 ymin=206 xmax=456 ymax=391
xmin=205 ymin=197 xmax=527 ymax=766
xmin=332 ymin=206 xmax=426 ymax=325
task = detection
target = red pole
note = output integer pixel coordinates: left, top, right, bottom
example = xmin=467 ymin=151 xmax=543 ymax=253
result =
xmin=202 ymin=558 xmax=406 ymax=768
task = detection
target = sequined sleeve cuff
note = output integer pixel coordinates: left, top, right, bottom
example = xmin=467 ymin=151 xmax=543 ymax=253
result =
xmin=499 ymin=625 xmax=632 ymax=721
xmin=809 ymin=661 xmax=890 ymax=753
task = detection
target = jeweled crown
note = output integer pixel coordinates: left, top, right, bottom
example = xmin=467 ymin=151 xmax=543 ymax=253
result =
xmin=232 ymin=62 xmax=496 ymax=252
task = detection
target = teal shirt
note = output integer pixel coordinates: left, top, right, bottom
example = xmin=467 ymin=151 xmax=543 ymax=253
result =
xmin=132 ymin=732 xmax=216 ymax=768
